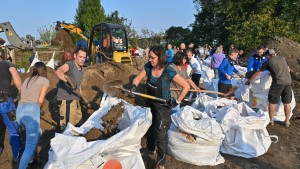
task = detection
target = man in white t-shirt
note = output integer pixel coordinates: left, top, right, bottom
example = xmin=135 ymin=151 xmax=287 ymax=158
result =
xmin=186 ymin=49 xmax=202 ymax=100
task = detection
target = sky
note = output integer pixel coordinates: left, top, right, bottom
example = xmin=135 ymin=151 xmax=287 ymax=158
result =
xmin=0 ymin=0 xmax=196 ymax=43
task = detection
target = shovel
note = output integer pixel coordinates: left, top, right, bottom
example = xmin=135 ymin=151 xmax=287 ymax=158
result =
xmin=170 ymin=87 xmax=238 ymax=97
xmin=65 ymin=76 xmax=99 ymax=110
xmin=103 ymin=80 xmax=167 ymax=103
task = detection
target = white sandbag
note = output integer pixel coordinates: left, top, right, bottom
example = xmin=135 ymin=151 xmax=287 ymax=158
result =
xmin=249 ymin=72 xmax=296 ymax=121
xmin=45 ymin=95 xmax=152 ymax=169
xmin=27 ymin=51 xmax=40 ymax=73
xmin=168 ymin=106 xmax=225 ymax=166
xmin=219 ymin=102 xmax=278 ymax=158
xmin=46 ymin=51 xmax=55 ymax=69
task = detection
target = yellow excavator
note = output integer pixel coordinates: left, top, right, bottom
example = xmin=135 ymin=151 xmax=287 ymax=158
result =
xmin=55 ymin=21 xmax=132 ymax=65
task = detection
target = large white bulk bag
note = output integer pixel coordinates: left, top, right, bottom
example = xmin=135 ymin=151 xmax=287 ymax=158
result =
xmin=168 ymin=106 xmax=225 ymax=166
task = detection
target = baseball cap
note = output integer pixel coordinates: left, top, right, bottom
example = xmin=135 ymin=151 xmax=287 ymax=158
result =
xmin=265 ymin=49 xmax=276 ymax=56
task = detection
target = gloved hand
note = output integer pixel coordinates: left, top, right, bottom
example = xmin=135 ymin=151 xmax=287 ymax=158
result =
xmin=40 ymin=109 xmax=44 ymax=116
xmin=166 ymin=97 xmax=179 ymax=108
xmin=245 ymin=80 xmax=251 ymax=85
xmin=129 ymin=84 xmax=137 ymax=97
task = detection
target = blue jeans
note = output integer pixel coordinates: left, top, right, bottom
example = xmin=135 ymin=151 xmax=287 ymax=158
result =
xmin=213 ymin=68 xmax=219 ymax=79
xmin=16 ymin=102 xmax=42 ymax=169
xmin=0 ymin=97 xmax=23 ymax=160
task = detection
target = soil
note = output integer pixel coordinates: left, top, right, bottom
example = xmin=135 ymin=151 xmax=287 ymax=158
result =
xmin=101 ymin=102 xmax=124 ymax=137
xmin=0 ymin=37 xmax=300 ymax=169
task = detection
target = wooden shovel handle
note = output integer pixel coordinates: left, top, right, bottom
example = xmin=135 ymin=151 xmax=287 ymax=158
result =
xmin=170 ymin=88 xmax=226 ymax=96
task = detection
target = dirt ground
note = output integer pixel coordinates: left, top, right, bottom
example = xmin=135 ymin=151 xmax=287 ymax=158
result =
xmin=0 ymin=38 xmax=300 ymax=169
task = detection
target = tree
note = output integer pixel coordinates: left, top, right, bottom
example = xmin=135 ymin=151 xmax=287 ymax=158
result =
xmin=74 ymin=0 xmax=105 ymax=34
xmin=105 ymin=10 xmax=127 ymax=24
xmin=165 ymin=26 xmax=191 ymax=46
xmin=37 ymin=25 xmax=56 ymax=44
xmin=192 ymin=0 xmax=300 ymax=52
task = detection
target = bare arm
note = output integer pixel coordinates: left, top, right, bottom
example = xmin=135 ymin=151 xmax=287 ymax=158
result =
xmin=55 ymin=64 xmax=70 ymax=82
xmin=247 ymin=71 xmax=263 ymax=84
xmin=172 ymin=74 xmax=190 ymax=102
xmin=38 ymin=86 xmax=49 ymax=106
xmin=132 ymin=69 xmax=147 ymax=86
xmin=9 ymin=67 xmax=22 ymax=91
xmin=187 ymin=79 xmax=200 ymax=92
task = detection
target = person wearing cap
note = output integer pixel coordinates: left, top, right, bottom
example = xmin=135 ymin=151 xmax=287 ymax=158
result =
xmin=245 ymin=49 xmax=292 ymax=127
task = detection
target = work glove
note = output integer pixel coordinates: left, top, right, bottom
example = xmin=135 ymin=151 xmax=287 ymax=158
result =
xmin=40 ymin=109 xmax=45 ymax=116
xmin=129 ymin=84 xmax=137 ymax=98
xmin=245 ymin=80 xmax=251 ymax=85
xmin=166 ymin=97 xmax=179 ymax=108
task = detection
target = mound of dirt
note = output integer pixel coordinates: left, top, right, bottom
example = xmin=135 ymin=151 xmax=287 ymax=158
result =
xmin=0 ymin=60 xmax=142 ymax=168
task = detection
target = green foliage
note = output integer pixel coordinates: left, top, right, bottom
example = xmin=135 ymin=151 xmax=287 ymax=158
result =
xmin=165 ymin=26 xmax=191 ymax=47
xmin=37 ymin=25 xmax=56 ymax=44
xmin=192 ymin=0 xmax=300 ymax=52
xmin=105 ymin=11 xmax=127 ymax=24
xmin=14 ymin=50 xmax=31 ymax=70
xmin=74 ymin=0 xmax=106 ymax=34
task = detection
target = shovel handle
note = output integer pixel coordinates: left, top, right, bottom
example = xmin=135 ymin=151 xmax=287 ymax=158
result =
xmin=132 ymin=91 xmax=166 ymax=102
xmin=119 ymin=86 xmax=166 ymax=103
xmin=65 ymin=76 xmax=90 ymax=106
xmin=170 ymin=88 xmax=226 ymax=96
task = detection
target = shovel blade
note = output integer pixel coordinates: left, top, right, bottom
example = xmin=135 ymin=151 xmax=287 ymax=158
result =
xmin=103 ymin=80 xmax=123 ymax=97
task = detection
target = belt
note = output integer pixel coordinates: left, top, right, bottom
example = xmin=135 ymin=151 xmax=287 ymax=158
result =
xmin=0 ymin=91 xmax=8 ymax=94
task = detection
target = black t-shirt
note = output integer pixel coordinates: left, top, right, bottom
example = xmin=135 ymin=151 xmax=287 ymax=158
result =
xmin=260 ymin=55 xmax=291 ymax=85
xmin=0 ymin=61 xmax=15 ymax=92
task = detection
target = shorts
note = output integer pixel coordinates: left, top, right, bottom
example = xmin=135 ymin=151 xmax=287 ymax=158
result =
xmin=268 ymin=84 xmax=292 ymax=104
xmin=218 ymin=82 xmax=233 ymax=97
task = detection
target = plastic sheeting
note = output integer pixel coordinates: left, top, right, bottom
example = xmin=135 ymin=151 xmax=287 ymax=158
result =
xmin=168 ymin=106 xmax=225 ymax=166
xmin=45 ymin=95 xmax=152 ymax=169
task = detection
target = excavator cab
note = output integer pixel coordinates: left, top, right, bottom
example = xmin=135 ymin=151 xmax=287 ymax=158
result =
xmin=88 ymin=23 xmax=132 ymax=65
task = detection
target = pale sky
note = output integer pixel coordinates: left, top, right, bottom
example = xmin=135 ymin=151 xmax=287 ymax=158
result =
xmin=0 ymin=0 xmax=196 ymax=42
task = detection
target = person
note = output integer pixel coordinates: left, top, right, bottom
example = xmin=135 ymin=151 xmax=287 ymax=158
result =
xmin=197 ymin=44 xmax=205 ymax=59
xmin=28 ymin=53 xmax=35 ymax=66
xmin=186 ymin=49 xmax=202 ymax=100
xmin=0 ymin=55 xmax=23 ymax=162
xmin=180 ymin=42 xmax=186 ymax=53
xmin=187 ymin=42 xmax=195 ymax=55
xmin=218 ymin=48 xmax=241 ymax=99
xmin=166 ymin=43 xmax=174 ymax=64
xmin=245 ymin=49 xmax=292 ymax=127
xmin=55 ymin=47 xmax=87 ymax=131
xmin=16 ymin=62 xmax=49 ymax=169
xmin=63 ymin=50 xmax=72 ymax=63
xmin=170 ymin=52 xmax=200 ymax=110
xmin=210 ymin=46 xmax=225 ymax=79
xmin=130 ymin=46 xmax=190 ymax=169
xmin=246 ymin=46 xmax=268 ymax=77
xmin=236 ymin=49 xmax=244 ymax=65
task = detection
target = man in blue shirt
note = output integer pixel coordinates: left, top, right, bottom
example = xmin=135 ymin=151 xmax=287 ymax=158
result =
xmin=166 ymin=44 xmax=174 ymax=64
xmin=218 ymin=48 xmax=240 ymax=99
xmin=247 ymin=46 xmax=268 ymax=72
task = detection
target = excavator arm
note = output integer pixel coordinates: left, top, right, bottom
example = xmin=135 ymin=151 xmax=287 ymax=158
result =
xmin=0 ymin=22 xmax=36 ymax=52
xmin=55 ymin=21 xmax=89 ymax=42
